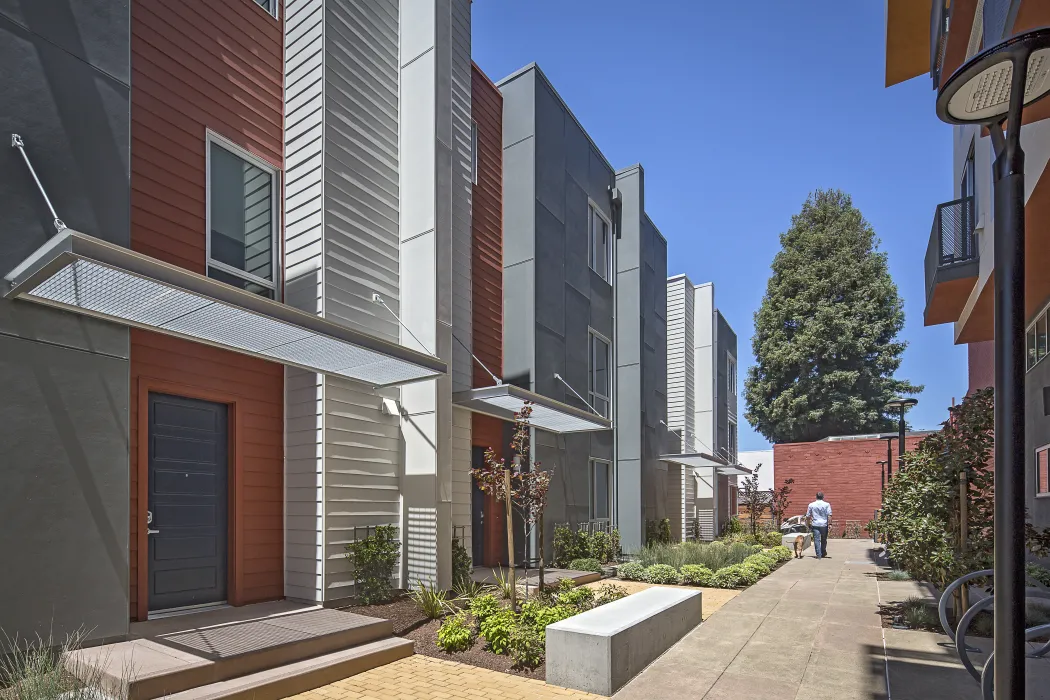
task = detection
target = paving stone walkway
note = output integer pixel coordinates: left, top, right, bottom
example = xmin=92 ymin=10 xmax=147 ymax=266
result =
xmin=614 ymin=538 xmax=1050 ymax=700
xmin=287 ymin=655 xmax=602 ymax=700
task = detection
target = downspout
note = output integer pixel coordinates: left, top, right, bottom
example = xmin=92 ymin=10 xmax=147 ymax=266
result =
xmin=610 ymin=184 xmax=622 ymax=536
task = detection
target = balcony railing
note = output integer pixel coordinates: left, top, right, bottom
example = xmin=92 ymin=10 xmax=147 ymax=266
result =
xmin=933 ymin=196 xmax=976 ymax=267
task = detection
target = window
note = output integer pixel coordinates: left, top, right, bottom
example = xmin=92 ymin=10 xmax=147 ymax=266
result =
xmin=588 ymin=203 xmax=612 ymax=282
xmin=470 ymin=121 xmax=478 ymax=185
xmin=1027 ymin=304 xmax=1050 ymax=371
xmin=253 ymin=0 xmax=278 ymax=18
xmin=727 ymin=353 xmax=737 ymax=396
xmin=207 ymin=133 xmax=279 ymax=299
xmin=1039 ymin=446 xmax=1050 ymax=497
xmin=590 ymin=459 xmax=611 ymax=520
xmin=589 ymin=330 xmax=611 ymax=418
xmin=961 ymin=141 xmax=975 ymax=203
xmin=728 ymin=419 xmax=738 ymax=463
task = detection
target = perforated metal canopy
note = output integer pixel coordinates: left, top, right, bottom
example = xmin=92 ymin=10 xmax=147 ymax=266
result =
xmin=661 ymin=453 xmax=752 ymax=476
xmin=453 ymin=384 xmax=611 ymax=434
xmin=5 ymin=230 xmax=447 ymax=387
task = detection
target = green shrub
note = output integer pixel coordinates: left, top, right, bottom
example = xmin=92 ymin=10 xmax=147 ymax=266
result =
xmin=569 ymin=558 xmax=603 ymax=574
xmin=742 ymin=555 xmax=772 ymax=576
xmin=493 ymin=566 xmax=516 ymax=599
xmin=409 ymin=580 xmax=450 ymax=619
xmin=452 ymin=538 xmax=472 ymax=590
xmin=721 ymin=516 xmax=744 ymax=537
xmin=1027 ymin=563 xmax=1050 ymax=587
xmin=644 ymin=564 xmax=681 ymax=585
xmin=508 ymin=622 xmax=545 ymax=668
xmin=345 ymin=525 xmax=400 ymax=604
xmin=711 ymin=565 xmax=746 ymax=588
xmin=680 ymin=564 xmax=715 ymax=586
xmin=727 ymin=542 xmax=752 ymax=562
xmin=559 ymin=584 xmax=596 ymax=610
xmin=436 ymin=612 xmax=475 ymax=652
xmin=452 ymin=579 xmax=490 ymax=602
xmin=749 ymin=544 xmax=765 ymax=555
xmin=468 ymin=593 xmax=501 ymax=623
xmin=589 ymin=531 xmax=614 ymax=563
xmin=533 ymin=603 xmax=576 ymax=630
xmin=646 ymin=518 xmax=674 ymax=544
xmin=768 ymin=545 xmax=793 ymax=562
xmin=764 ymin=530 xmax=785 ymax=547
xmin=887 ymin=569 xmax=912 ymax=582
xmin=479 ymin=609 xmax=516 ymax=654
xmin=594 ymin=583 xmax=628 ymax=605
xmin=971 ymin=612 xmax=994 ymax=637
xmin=553 ymin=526 xmax=589 ymax=567
xmin=618 ymin=561 xmax=646 ymax=581
xmin=900 ymin=597 xmax=937 ymax=629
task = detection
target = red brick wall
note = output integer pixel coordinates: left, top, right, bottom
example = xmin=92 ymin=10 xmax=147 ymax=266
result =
xmin=774 ymin=435 xmax=926 ymax=534
xmin=968 ymin=340 xmax=994 ymax=394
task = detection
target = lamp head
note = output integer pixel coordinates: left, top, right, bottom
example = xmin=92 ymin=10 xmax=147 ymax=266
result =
xmin=936 ymin=27 xmax=1050 ymax=125
xmin=885 ymin=397 xmax=918 ymax=412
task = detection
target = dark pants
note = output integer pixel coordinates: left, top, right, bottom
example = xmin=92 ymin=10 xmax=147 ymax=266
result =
xmin=812 ymin=526 xmax=829 ymax=558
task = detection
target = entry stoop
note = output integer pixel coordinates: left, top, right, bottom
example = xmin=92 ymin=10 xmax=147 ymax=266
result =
xmin=66 ymin=602 xmax=413 ymax=700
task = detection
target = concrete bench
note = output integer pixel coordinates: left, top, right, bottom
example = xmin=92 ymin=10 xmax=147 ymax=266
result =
xmin=545 ymin=587 xmax=702 ymax=696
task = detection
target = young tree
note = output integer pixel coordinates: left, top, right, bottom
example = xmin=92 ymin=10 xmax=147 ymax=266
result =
xmin=769 ymin=477 xmax=795 ymax=530
xmin=739 ymin=463 xmax=767 ymax=536
xmin=744 ymin=189 xmax=921 ymax=443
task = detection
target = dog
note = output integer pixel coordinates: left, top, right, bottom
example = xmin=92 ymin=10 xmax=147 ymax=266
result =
xmin=794 ymin=535 xmax=806 ymax=559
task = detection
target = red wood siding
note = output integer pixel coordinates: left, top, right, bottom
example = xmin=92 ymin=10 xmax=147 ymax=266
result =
xmin=774 ymin=435 xmax=927 ymax=535
xmin=129 ymin=0 xmax=284 ymax=619
xmin=968 ymin=340 xmax=994 ymax=394
xmin=471 ymin=63 xmax=504 ymax=388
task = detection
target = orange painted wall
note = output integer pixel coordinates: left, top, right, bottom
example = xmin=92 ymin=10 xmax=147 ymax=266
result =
xmin=128 ymin=0 xmax=284 ymax=619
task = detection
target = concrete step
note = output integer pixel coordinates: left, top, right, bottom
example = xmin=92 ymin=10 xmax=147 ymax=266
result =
xmin=161 ymin=637 xmax=414 ymax=700
xmin=66 ymin=604 xmax=397 ymax=700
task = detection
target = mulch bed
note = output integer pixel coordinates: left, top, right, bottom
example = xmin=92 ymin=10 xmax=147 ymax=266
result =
xmin=345 ymin=596 xmax=545 ymax=680
xmin=877 ymin=601 xmax=944 ymax=633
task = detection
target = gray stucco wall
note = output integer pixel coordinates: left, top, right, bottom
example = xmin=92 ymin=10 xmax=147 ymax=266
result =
xmin=499 ymin=65 xmax=615 ymax=558
xmin=614 ymin=165 xmax=669 ymax=551
xmin=1026 ymin=359 xmax=1050 ymax=531
xmin=0 ymin=1 xmax=131 ymax=646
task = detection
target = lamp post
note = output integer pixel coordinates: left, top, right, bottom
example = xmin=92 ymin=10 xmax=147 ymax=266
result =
xmin=879 ymin=434 xmax=896 ymax=481
xmin=885 ymin=398 xmax=917 ymax=470
xmin=876 ymin=459 xmax=888 ymax=496
xmin=935 ymin=28 xmax=1050 ymax=699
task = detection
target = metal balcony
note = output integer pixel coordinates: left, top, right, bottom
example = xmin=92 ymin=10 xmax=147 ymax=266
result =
xmin=924 ymin=196 xmax=978 ymax=326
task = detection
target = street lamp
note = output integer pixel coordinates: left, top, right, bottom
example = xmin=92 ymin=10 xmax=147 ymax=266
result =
xmin=936 ymin=27 xmax=1050 ymax=699
xmin=879 ymin=434 xmax=896 ymax=481
xmin=876 ymin=459 xmax=888 ymax=495
xmin=885 ymin=397 xmax=918 ymax=470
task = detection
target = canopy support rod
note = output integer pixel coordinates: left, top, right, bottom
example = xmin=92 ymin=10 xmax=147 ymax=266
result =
xmin=11 ymin=134 xmax=66 ymax=233
xmin=554 ymin=372 xmax=603 ymax=417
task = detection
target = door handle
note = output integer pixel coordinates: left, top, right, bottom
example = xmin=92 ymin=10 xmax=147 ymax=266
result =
xmin=146 ymin=509 xmax=159 ymax=535
xmin=147 ymin=528 xmax=160 ymax=535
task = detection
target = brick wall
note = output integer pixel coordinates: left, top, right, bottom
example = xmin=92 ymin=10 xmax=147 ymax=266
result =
xmin=774 ymin=435 xmax=926 ymax=535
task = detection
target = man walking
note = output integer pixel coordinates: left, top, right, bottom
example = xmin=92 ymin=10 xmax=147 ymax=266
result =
xmin=807 ymin=491 xmax=832 ymax=559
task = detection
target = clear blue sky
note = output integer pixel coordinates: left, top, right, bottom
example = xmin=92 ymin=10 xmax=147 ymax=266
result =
xmin=472 ymin=0 xmax=967 ymax=451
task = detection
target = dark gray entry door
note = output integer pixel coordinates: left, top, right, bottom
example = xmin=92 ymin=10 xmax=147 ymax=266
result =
xmin=148 ymin=393 xmax=229 ymax=611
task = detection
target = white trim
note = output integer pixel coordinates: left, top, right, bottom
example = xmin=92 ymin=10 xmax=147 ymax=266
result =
xmin=205 ymin=130 xmax=282 ymax=298
xmin=251 ymin=0 xmax=279 ymax=20
xmin=147 ymin=601 xmax=230 ymax=620
xmin=587 ymin=200 xmax=613 ymax=284
xmin=470 ymin=120 xmax=478 ymax=186
xmin=588 ymin=327 xmax=612 ymax=419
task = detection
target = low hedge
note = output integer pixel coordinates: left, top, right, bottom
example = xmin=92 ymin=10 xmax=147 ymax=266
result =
xmin=616 ymin=547 xmax=790 ymax=589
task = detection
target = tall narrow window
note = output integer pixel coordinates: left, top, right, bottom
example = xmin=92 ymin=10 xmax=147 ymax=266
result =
xmin=1038 ymin=446 xmax=1050 ymax=496
xmin=728 ymin=420 xmax=738 ymax=463
xmin=588 ymin=204 xmax=611 ymax=282
xmin=590 ymin=459 xmax=611 ymax=520
xmin=727 ymin=353 xmax=737 ymax=396
xmin=589 ymin=330 xmax=611 ymax=418
xmin=207 ymin=134 xmax=279 ymax=299
xmin=470 ymin=120 xmax=478 ymax=185
xmin=253 ymin=0 xmax=278 ymax=18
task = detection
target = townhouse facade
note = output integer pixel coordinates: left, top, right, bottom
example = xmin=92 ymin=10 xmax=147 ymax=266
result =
xmin=886 ymin=0 xmax=1050 ymax=531
xmin=0 ymin=0 xmax=744 ymax=651
xmin=666 ymin=276 xmax=744 ymax=540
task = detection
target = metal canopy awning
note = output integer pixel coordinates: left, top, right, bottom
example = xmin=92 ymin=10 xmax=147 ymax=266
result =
xmin=5 ymin=230 xmax=447 ymax=387
xmin=661 ymin=453 xmax=753 ymax=476
xmin=453 ymin=384 xmax=611 ymax=434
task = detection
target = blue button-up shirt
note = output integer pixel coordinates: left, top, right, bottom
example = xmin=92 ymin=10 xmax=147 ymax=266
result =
xmin=807 ymin=500 xmax=832 ymax=527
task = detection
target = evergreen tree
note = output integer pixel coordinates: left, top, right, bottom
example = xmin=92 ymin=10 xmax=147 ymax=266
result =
xmin=745 ymin=189 xmax=920 ymax=443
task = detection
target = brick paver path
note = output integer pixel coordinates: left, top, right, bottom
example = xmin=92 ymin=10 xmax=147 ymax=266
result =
xmin=287 ymin=655 xmax=602 ymax=700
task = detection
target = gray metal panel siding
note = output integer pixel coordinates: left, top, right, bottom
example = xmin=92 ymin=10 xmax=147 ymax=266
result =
xmin=323 ymin=0 xmax=400 ymax=342
xmin=0 ymin=1 xmax=130 ymax=646
xmin=449 ymin=0 xmax=472 ymax=393
xmin=716 ymin=310 xmax=737 ymax=459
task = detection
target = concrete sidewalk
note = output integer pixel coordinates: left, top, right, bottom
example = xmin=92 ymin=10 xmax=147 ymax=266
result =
xmin=614 ymin=539 xmax=1050 ymax=700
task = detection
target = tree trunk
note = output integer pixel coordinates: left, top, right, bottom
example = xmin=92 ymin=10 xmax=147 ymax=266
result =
xmin=504 ymin=469 xmax=516 ymax=608
xmin=538 ymin=512 xmax=545 ymax=591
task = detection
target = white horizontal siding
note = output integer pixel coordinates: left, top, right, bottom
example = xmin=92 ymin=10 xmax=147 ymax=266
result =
xmin=451 ymin=407 xmax=472 ymax=556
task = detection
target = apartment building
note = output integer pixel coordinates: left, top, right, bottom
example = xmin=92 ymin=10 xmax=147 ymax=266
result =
xmin=885 ymin=0 xmax=1050 ymax=530
xmin=666 ymin=276 xmax=745 ymax=540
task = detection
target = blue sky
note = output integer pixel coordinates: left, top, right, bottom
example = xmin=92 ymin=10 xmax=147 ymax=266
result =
xmin=472 ymin=0 xmax=967 ymax=451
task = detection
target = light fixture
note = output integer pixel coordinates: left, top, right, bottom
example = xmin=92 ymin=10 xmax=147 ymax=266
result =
xmin=935 ymin=27 xmax=1050 ymax=699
